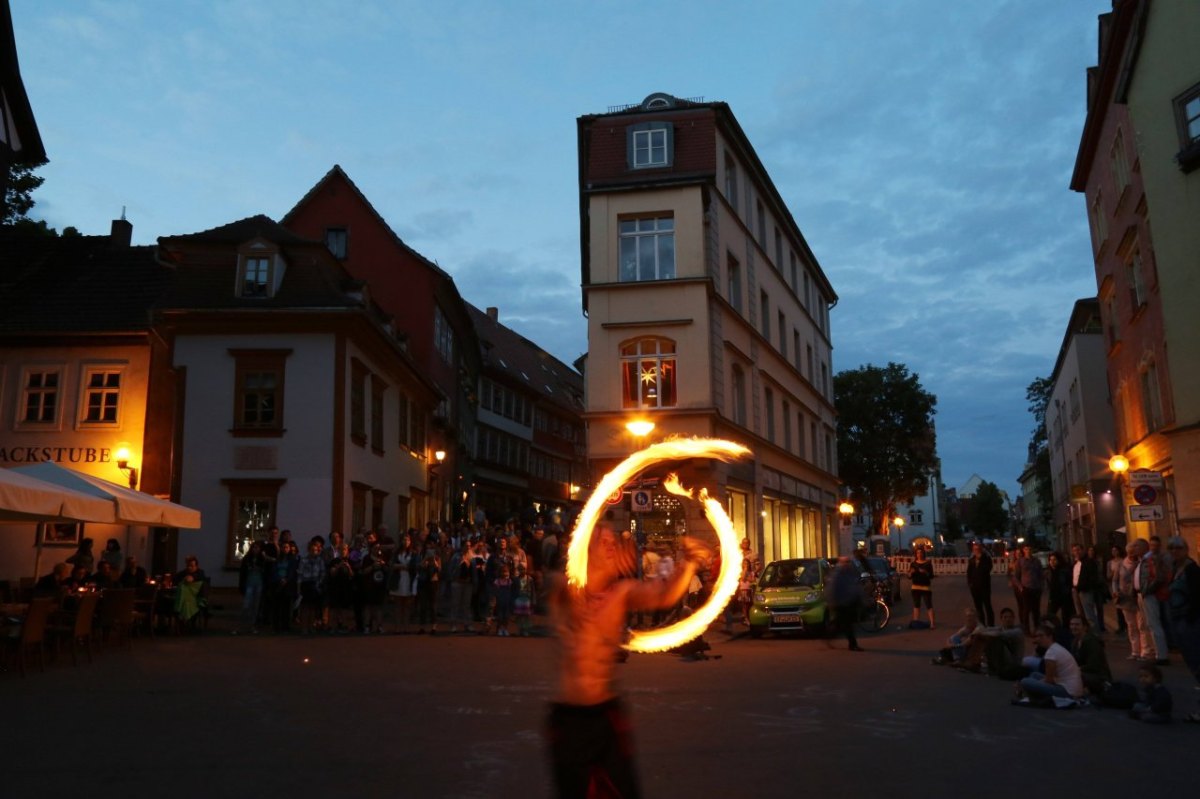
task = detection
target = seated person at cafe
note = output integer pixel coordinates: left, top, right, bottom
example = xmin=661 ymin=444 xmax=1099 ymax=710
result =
xmin=34 ymin=563 xmax=71 ymax=595
xmin=119 ymin=557 xmax=149 ymax=588
xmin=87 ymin=559 xmax=120 ymax=590
xmin=65 ymin=565 xmax=90 ymax=590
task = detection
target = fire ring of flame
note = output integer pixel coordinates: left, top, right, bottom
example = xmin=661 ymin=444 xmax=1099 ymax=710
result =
xmin=567 ymin=437 xmax=751 ymax=653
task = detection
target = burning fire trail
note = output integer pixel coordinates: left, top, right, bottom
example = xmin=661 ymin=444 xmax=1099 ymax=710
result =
xmin=567 ymin=437 xmax=750 ymax=653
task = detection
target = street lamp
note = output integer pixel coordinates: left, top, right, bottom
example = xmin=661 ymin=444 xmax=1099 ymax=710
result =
xmin=893 ymin=515 xmax=906 ymax=552
xmin=114 ymin=446 xmax=138 ymax=490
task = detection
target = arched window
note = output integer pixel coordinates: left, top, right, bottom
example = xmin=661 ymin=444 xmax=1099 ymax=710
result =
xmin=621 ymin=338 xmax=676 ymax=409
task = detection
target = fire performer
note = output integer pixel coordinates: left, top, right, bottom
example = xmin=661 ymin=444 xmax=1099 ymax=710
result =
xmin=546 ymin=521 xmax=711 ymax=798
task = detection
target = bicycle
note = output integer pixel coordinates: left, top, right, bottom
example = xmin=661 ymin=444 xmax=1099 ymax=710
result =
xmin=857 ymin=580 xmax=891 ymax=633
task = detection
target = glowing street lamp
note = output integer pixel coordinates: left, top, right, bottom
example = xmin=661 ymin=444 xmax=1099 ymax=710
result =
xmin=1109 ymin=454 xmax=1129 ymax=475
xmin=893 ymin=515 xmax=906 ymax=551
xmin=625 ymin=419 xmax=656 ymax=439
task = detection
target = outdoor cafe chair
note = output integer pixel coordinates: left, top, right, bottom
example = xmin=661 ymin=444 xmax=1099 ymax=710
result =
xmin=96 ymin=589 xmax=136 ymax=649
xmin=48 ymin=591 xmax=99 ymax=666
xmin=2 ymin=596 xmax=54 ymax=677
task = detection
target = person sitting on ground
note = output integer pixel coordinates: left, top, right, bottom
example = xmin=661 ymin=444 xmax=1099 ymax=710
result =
xmin=932 ymin=608 xmax=981 ymax=665
xmin=1128 ymin=663 xmax=1172 ymax=723
xmin=1013 ymin=623 xmax=1086 ymax=706
xmin=1068 ymin=614 xmax=1112 ymax=697
xmin=954 ymin=606 xmax=1026 ymax=676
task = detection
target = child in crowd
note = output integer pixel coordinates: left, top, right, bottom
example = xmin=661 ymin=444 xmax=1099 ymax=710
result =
xmin=492 ymin=564 xmax=514 ymax=636
xmin=1129 ymin=663 xmax=1172 ymax=723
xmin=513 ymin=564 xmax=534 ymax=636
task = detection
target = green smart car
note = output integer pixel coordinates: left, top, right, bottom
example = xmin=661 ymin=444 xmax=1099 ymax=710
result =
xmin=747 ymin=557 xmax=830 ymax=637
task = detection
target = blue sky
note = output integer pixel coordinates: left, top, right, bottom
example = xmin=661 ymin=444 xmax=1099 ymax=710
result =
xmin=12 ymin=0 xmax=1105 ymax=496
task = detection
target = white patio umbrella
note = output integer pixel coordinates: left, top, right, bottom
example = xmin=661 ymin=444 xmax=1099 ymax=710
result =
xmin=0 ymin=467 xmax=117 ymax=523
xmin=12 ymin=462 xmax=201 ymax=528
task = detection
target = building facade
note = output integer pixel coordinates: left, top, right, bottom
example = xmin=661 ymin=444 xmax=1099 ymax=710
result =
xmin=1070 ymin=0 xmax=1200 ymax=547
xmin=577 ymin=92 xmax=840 ymax=560
xmin=1045 ymin=299 xmax=1125 ymax=551
xmin=156 ymin=215 xmax=438 ymax=585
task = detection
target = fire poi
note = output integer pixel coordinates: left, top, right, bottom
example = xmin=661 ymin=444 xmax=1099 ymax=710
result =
xmin=566 ymin=437 xmax=751 ymax=653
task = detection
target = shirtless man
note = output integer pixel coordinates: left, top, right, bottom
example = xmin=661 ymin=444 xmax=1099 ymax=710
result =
xmin=546 ymin=523 xmax=711 ymax=798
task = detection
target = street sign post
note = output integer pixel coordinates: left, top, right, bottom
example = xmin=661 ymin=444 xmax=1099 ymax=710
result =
xmin=631 ymin=489 xmax=653 ymax=513
xmin=1129 ymin=504 xmax=1164 ymax=522
xmin=1132 ymin=484 xmax=1158 ymax=505
xmin=1129 ymin=470 xmax=1164 ymax=488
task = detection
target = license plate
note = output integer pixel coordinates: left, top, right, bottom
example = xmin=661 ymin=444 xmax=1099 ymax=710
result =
xmin=772 ymin=614 xmax=802 ymax=624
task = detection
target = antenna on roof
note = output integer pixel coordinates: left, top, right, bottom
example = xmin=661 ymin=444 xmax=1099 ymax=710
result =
xmin=120 ymin=206 xmax=127 ymax=221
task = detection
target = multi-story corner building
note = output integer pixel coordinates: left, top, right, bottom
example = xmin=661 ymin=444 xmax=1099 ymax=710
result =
xmin=1070 ymin=1 xmax=1200 ymax=546
xmin=467 ymin=304 xmax=587 ymax=524
xmin=156 ymin=215 xmax=438 ymax=585
xmin=0 ymin=220 xmax=181 ymax=578
xmin=1016 ymin=452 xmax=1050 ymax=546
xmin=1044 ymin=299 xmax=1125 ymax=551
xmin=283 ymin=166 xmax=481 ymax=525
xmin=576 ymin=92 xmax=840 ymax=560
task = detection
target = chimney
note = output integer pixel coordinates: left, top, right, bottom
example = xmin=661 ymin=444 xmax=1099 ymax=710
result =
xmin=110 ymin=209 xmax=132 ymax=247
xmin=486 ymin=306 xmax=498 ymax=322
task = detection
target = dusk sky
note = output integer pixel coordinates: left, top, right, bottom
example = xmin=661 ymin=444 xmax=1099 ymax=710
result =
xmin=12 ymin=0 xmax=1106 ymax=497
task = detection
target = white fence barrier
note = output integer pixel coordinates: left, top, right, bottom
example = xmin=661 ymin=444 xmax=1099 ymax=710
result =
xmin=891 ymin=556 xmax=1015 ymax=576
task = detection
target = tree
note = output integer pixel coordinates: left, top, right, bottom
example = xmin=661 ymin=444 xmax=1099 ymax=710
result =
xmin=1 ymin=161 xmax=46 ymax=225
xmin=835 ymin=362 xmax=938 ymax=538
xmin=1025 ymin=376 xmax=1055 ymax=529
xmin=965 ymin=480 xmax=1009 ymax=536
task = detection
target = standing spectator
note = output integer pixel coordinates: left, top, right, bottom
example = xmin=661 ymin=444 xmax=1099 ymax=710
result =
xmin=1107 ymin=544 xmax=1127 ymax=634
xmin=514 ymin=564 xmax=534 ymax=637
xmin=909 ymin=545 xmax=935 ymax=629
xmin=269 ymin=541 xmax=299 ymax=633
xmin=493 ymin=564 xmax=515 ymax=636
xmin=1165 ymin=536 xmax=1200 ymax=723
xmin=388 ymin=532 xmax=420 ymax=633
xmin=1148 ymin=536 xmax=1176 ymax=652
xmin=326 ymin=544 xmax=356 ymax=633
xmin=966 ymin=541 xmax=994 ymax=626
xmin=449 ymin=539 xmax=475 ymax=633
xmin=100 ymin=538 xmax=123 ymax=572
xmin=1113 ymin=541 xmax=1151 ymax=660
xmin=1086 ymin=545 xmax=1108 ymax=632
xmin=827 ymin=556 xmax=865 ymax=651
xmin=66 ymin=537 xmax=96 ymax=573
xmin=357 ymin=546 xmax=388 ymax=634
xmin=1010 ymin=544 xmax=1043 ymax=634
xmin=416 ymin=552 xmax=441 ymax=634
xmin=237 ymin=541 xmax=267 ymax=634
xmin=471 ymin=539 xmax=490 ymax=626
xmin=297 ymin=539 xmax=327 ymax=634
xmin=1132 ymin=538 xmax=1169 ymax=664
xmin=1071 ymin=544 xmax=1102 ymax=631
xmin=1044 ymin=552 xmax=1072 ymax=624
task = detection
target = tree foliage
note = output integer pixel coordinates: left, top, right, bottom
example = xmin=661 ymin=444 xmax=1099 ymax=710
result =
xmin=1 ymin=161 xmax=46 ymax=225
xmin=1024 ymin=376 xmax=1055 ymax=530
xmin=835 ymin=362 xmax=938 ymax=538
xmin=965 ymin=480 xmax=1009 ymax=536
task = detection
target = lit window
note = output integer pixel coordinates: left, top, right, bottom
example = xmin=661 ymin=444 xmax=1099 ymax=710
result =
xmin=619 ymin=217 xmax=675 ymax=282
xmin=621 ymin=337 xmax=676 ymax=409
xmin=1172 ymin=82 xmax=1200 ymax=172
xmin=81 ymin=368 xmax=122 ymax=425
xmin=21 ymin=368 xmax=61 ymax=425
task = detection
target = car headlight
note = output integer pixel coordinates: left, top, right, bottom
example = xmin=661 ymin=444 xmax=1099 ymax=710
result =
xmin=803 ymin=591 xmax=821 ymax=603
xmin=754 ymin=593 xmax=765 ymax=604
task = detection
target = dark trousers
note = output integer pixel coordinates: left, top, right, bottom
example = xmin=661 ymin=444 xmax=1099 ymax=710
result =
xmin=547 ymin=699 xmax=640 ymax=799
xmin=1018 ymin=588 xmax=1042 ymax=633
xmin=970 ymin=586 xmax=994 ymax=626
xmin=833 ymin=605 xmax=859 ymax=649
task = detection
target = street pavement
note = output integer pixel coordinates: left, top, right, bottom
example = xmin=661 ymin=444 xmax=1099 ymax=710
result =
xmin=3 ymin=574 xmax=1197 ymax=799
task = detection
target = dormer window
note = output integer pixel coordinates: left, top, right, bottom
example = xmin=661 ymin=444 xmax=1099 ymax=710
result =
xmin=240 ymin=257 xmax=271 ymax=298
xmin=627 ymin=122 xmax=673 ymax=170
xmin=325 ymin=227 xmax=348 ymax=259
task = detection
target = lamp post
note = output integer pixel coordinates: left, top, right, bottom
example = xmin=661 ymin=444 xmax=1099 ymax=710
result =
xmin=893 ymin=515 xmax=906 ymax=553
xmin=114 ymin=446 xmax=138 ymax=490
xmin=1109 ymin=453 xmax=1180 ymax=536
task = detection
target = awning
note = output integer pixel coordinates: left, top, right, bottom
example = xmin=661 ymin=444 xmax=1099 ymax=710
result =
xmin=12 ymin=462 xmax=201 ymax=528
xmin=0 ymin=467 xmax=117 ymax=523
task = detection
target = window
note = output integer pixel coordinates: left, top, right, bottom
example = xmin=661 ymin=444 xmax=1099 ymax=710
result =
xmin=619 ymin=217 xmax=675 ymax=281
xmin=325 ymin=227 xmax=348 ymax=259
xmin=792 ymin=330 xmax=801 ymax=372
xmin=1126 ymin=243 xmax=1146 ymax=311
xmin=20 ymin=368 xmax=61 ymax=425
xmin=760 ymin=291 xmax=770 ymax=339
xmin=764 ymin=387 xmax=775 ymax=442
xmin=803 ymin=271 xmax=811 ymax=311
xmin=232 ymin=350 xmax=289 ymax=433
xmin=621 ymin=337 xmax=676 ymax=409
xmin=397 ymin=393 xmax=411 ymax=449
xmin=782 ymin=400 xmax=792 ymax=452
xmin=80 ymin=367 xmax=122 ymax=425
xmin=724 ymin=151 xmax=738 ymax=213
xmin=1110 ymin=130 xmax=1130 ymax=194
xmin=821 ymin=362 xmax=829 ymax=398
xmin=351 ymin=483 xmax=367 ymax=537
xmin=628 ymin=122 xmax=672 ymax=169
xmin=238 ymin=256 xmax=272 ymax=298
xmin=731 ymin=364 xmax=746 ymax=426
xmin=910 ymin=509 xmax=924 ymax=525
xmin=350 ymin=359 xmax=367 ymax=444
xmin=798 ymin=412 xmax=807 ymax=459
xmin=1089 ymin=192 xmax=1107 ymax=251
xmin=1069 ymin=379 xmax=1080 ymax=422
xmin=806 ymin=344 xmax=814 ymax=381
xmin=756 ymin=200 xmax=766 ymax=245
xmin=824 ymin=427 xmax=833 ymax=471
xmin=434 ymin=306 xmax=454 ymax=364
xmin=789 ymin=252 xmax=798 ymax=294
xmin=1141 ymin=362 xmax=1163 ymax=433
xmin=224 ymin=479 xmax=283 ymax=565
xmin=810 ymin=421 xmax=818 ymax=464
xmin=1172 ymin=82 xmax=1200 ymax=172
xmin=370 ymin=374 xmax=386 ymax=452
xmin=727 ymin=253 xmax=742 ymax=312
xmin=774 ymin=227 xmax=782 ymax=268
xmin=1104 ymin=293 xmax=1120 ymax=349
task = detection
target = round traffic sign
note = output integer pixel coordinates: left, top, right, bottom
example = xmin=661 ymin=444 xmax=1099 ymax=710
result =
xmin=1133 ymin=484 xmax=1157 ymax=505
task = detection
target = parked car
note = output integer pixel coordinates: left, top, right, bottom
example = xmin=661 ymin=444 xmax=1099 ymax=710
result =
xmin=747 ymin=558 xmax=830 ymax=638
xmin=862 ymin=555 xmax=902 ymax=604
